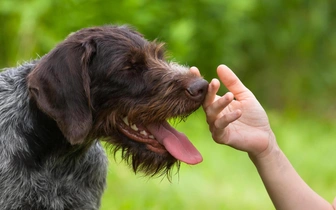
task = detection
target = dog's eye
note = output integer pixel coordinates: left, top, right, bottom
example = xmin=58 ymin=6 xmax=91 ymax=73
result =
xmin=126 ymin=63 xmax=146 ymax=72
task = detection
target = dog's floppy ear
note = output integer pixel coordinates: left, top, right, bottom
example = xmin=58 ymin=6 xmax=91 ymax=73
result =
xmin=27 ymin=39 xmax=96 ymax=145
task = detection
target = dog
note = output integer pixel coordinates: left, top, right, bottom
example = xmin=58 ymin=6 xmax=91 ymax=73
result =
xmin=0 ymin=25 xmax=208 ymax=210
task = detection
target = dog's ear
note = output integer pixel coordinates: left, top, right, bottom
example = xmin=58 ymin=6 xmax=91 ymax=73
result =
xmin=27 ymin=39 xmax=96 ymax=145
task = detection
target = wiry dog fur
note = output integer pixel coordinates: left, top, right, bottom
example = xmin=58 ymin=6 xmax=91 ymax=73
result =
xmin=0 ymin=25 xmax=208 ymax=210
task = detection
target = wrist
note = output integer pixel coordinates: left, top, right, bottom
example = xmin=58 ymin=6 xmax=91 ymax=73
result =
xmin=248 ymin=132 xmax=280 ymax=166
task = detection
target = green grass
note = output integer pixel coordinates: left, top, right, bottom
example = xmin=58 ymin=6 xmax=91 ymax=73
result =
xmin=100 ymin=110 xmax=336 ymax=210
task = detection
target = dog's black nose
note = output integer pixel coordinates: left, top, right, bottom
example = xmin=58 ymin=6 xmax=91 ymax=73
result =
xmin=185 ymin=79 xmax=209 ymax=102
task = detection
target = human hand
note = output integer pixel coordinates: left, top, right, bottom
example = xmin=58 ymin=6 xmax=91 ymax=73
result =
xmin=201 ymin=65 xmax=276 ymax=158
xmin=197 ymin=65 xmax=336 ymax=210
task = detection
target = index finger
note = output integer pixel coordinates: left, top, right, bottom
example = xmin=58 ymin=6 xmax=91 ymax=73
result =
xmin=217 ymin=65 xmax=253 ymax=101
xmin=202 ymin=78 xmax=220 ymax=109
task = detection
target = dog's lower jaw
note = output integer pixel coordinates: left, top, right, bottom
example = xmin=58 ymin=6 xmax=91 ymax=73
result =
xmin=115 ymin=114 xmax=203 ymax=164
xmin=107 ymin=133 xmax=179 ymax=178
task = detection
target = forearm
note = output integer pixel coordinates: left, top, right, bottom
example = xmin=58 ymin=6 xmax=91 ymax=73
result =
xmin=250 ymin=145 xmax=334 ymax=210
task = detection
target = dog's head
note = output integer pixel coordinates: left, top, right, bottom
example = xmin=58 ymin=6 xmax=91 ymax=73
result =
xmin=27 ymin=25 xmax=208 ymax=177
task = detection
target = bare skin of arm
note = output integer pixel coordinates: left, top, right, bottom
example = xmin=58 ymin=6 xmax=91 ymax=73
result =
xmin=195 ymin=65 xmax=336 ymax=210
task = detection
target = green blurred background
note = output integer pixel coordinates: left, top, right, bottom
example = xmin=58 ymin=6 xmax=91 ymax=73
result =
xmin=1 ymin=0 xmax=336 ymax=209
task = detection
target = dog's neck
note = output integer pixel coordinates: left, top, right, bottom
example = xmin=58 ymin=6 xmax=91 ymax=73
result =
xmin=0 ymin=62 xmax=89 ymax=170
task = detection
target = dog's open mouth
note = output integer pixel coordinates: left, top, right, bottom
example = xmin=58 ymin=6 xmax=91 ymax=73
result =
xmin=117 ymin=117 xmax=203 ymax=165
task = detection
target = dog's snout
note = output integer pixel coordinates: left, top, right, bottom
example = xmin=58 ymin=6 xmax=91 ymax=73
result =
xmin=185 ymin=79 xmax=209 ymax=102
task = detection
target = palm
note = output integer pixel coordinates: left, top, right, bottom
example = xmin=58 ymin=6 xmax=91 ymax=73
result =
xmin=220 ymin=95 xmax=271 ymax=155
xmin=203 ymin=65 xmax=274 ymax=157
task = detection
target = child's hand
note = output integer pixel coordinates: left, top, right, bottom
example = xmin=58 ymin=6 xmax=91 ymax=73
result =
xmin=202 ymin=65 xmax=275 ymax=158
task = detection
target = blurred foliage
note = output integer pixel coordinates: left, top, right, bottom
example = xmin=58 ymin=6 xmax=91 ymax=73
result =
xmin=1 ymin=0 xmax=336 ymax=116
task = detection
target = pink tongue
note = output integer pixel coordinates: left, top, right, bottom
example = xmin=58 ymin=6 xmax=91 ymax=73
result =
xmin=146 ymin=122 xmax=203 ymax=165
